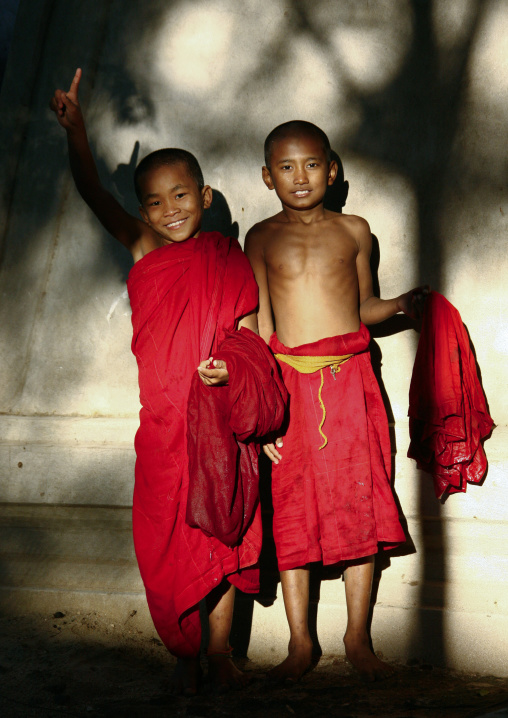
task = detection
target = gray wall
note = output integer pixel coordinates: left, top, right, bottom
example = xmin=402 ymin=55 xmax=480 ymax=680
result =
xmin=1 ymin=0 xmax=507 ymax=674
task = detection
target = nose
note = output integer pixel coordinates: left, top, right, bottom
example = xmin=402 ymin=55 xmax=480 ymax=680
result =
xmin=164 ymin=203 xmax=180 ymax=217
xmin=293 ymin=166 xmax=309 ymax=184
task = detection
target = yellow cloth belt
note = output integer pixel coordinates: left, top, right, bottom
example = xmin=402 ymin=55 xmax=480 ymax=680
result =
xmin=275 ymin=353 xmax=353 ymax=450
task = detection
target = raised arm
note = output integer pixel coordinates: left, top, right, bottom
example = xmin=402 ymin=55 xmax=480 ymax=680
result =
xmin=244 ymin=226 xmax=274 ymax=343
xmin=50 ymin=69 xmax=147 ymax=258
xmin=355 ymin=219 xmax=428 ymax=324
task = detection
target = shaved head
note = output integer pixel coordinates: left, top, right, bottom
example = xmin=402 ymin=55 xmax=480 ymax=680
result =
xmin=134 ymin=148 xmax=204 ymax=203
xmin=264 ymin=121 xmax=331 ymax=169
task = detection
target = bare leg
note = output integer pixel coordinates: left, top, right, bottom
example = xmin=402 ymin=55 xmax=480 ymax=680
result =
xmin=206 ymin=581 xmax=249 ymax=690
xmin=268 ymin=567 xmax=313 ymax=682
xmin=343 ymin=555 xmax=393 ymax=681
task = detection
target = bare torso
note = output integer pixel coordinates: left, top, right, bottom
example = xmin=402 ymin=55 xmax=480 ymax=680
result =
xmin=246 ymin=209 xmax=371 ymax=347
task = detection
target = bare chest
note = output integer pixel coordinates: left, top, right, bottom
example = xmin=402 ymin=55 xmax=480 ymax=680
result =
xmin=265 ymin=230 xmax=358 ymax=281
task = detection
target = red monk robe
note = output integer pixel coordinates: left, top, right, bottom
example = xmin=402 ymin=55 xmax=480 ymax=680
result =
xmin=127 ymin=232 xmax=261 ymax=658
xmin=408 ymin=291 xmax=494 ymax=499
xmin=269 ymin=325 xmax=405 ymax=572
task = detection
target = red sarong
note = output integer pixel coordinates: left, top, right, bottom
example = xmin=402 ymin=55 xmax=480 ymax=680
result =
xmin=408 ymin=291 xmax=494 ymax=499
xmin=127 ymin=232 xmax=260 ymax=658
xmin=269 ymin=325 xmax=405 ymax=571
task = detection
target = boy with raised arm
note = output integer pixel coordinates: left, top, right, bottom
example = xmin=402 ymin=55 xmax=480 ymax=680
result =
xmin=245 ymin=121 xmax=426 ymax=683
xmin=50 ymin=70 xmax=286 ymax=694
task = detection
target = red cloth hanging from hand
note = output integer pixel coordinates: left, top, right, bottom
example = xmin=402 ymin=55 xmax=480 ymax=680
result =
xmin=408 ymin=291 xmax=494 ymax=499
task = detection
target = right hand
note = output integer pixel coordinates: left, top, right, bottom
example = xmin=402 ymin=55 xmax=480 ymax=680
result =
xmin=263 ymin=438 xmax=283 ymax=464
xmin=397 ymin=285 xmax=430 ymax=320
xmin=49 ymin=68 xmax=83 ymax=131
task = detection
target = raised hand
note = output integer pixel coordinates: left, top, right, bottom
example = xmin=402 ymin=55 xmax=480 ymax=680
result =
xmin=49 ymin=68 xmax=83 ymax=131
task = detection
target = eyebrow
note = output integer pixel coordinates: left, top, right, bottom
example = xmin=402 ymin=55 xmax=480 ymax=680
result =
xmin=143 ymin=184 xmax=188 ymax=200
xmin=276 ymin=156 xmax=321 ymax=163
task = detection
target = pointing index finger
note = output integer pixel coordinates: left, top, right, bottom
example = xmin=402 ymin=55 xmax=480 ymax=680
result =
xmin=67 ymin=67 xmax=82 ymax=102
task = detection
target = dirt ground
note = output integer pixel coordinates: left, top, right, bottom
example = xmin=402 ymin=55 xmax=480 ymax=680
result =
xmin=2 ymin=611 xmax=508 ymax=718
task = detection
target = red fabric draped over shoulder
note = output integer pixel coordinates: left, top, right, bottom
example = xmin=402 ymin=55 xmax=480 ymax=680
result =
xmin=127 ymin=232 xmax=260 ymax=657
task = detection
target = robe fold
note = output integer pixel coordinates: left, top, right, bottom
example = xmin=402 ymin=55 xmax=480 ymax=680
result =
xmin=186 ymin=327 xmax=288 ymax=547
xmin=127 ymin=232 xmax=260 ymax=658
xmin=269 ymin=325 xmax=405 ymax=571
xmin=407 ymin=291 xmax=494 ymax=499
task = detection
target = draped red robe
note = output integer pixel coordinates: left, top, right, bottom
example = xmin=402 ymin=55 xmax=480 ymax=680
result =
xmin=127 ymin=232 xmax=261 ymax=657
xmin=407 ymin=291 xmax=494 ymax=498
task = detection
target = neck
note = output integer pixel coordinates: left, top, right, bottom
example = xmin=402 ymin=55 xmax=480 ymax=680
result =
xmin=281 ymin=202 xmax=327 ymax=224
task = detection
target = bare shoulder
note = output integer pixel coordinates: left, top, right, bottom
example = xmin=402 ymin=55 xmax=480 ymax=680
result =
xmin=332 ymin=212 xmax=370 ymax=233
xmin=332 ymin=212 xmax=371 ymax=250
xmin=245 ymin=211 xmax=285 ymax=250
xmin=130 ymin=220 xmax=162 ymax=263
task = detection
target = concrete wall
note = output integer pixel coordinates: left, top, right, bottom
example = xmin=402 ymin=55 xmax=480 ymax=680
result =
xmin=1 ymin=0 xmax=507 ymax=675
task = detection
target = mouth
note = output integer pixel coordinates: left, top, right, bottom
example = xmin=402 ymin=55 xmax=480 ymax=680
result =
xmin=165 ymin=218 xmax=187 ymax=230
xmin=293 ymin=190 xmax=311 ymax=198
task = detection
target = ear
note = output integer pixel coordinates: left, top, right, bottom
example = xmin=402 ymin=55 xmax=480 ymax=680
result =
xmin=201 ymin=185 xmax=213 ymax=209
xmin=262 ymin=166 xmax=275 ymax=190
xmin=327 ymin=160 xmax=338 ymax=186
xmin=139 ymin=206 xmax=149 ymax=223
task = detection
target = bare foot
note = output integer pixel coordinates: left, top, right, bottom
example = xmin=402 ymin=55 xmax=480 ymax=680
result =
xmin=267 ymin=640 xmax=313 ymax=683
xmin=207 ymin=653 xmax=250 ymax=692
xmin=169 ymin=657 xmax=201 ymax=696
xmin=343 ymin=633 xmax=394 ymax=682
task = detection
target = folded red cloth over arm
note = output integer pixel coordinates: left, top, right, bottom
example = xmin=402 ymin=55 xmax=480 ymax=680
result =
xmin=186 ymin=327 xmax=288 ymax=546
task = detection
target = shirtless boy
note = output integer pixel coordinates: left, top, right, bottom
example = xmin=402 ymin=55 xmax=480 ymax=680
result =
xmin=50 ymin=69 xmax=270 ymax=694
xmin=245 ymin=120 xmax=426 ymax=682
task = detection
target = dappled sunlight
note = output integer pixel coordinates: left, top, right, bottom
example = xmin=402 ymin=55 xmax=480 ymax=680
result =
xmin=259 ymin=39 xmax=349 ymax=133
xmin=330 ymin=8 xmax=413 ymax=93
xmin=432 ymin=0 xmax=480 ymax=50
xmin=142 ymin=0 xmax=357 ymax=139
xmin=1 ymin=0 xmax=508 ymax=678
xmin=437 ymin=1 xmax=507 ymax=405
xmin=344 ymin=157 xmax=418 ymax=293
xmin=11 ymin=201 xmax=139 ymax=418
xmin=466 ymin=0 xmax=508 ymax=116
xmin=154 ymin=3 xmax=235 ymax=94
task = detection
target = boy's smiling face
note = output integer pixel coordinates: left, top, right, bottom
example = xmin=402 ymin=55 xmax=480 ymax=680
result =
xmin=139 ymin=163 xmax=212 ymax=243
xmin=262 ymin=133 xmax=337 ymax=212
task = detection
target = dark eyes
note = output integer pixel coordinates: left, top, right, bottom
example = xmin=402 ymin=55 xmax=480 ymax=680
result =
xmin=149 ymin=192 xmax=186 ymax=206
xmin=280 ymin=163 xmax=319 ymax=171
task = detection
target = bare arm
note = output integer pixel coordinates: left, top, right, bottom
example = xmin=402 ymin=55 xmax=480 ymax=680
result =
xmin=50 ymin=69 xmax=147 ymax=258
xmin=356 ymin=220 xmax=428 ymax=323
xmin=238 ymin=309 xmax=258 ymax=333
xmin=244 ymin=227 xmax=274 ymax=342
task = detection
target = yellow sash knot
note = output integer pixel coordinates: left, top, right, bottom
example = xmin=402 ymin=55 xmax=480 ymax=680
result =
xmin=274 ymin=354 xmax=353 ymax=450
